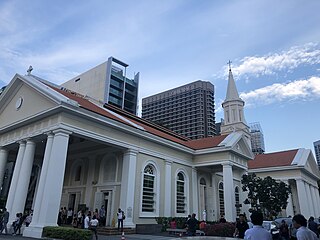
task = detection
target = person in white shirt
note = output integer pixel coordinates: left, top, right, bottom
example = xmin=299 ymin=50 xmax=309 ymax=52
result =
xmin=117 ymin=208 xmax=125 ymax=232
xmin=84 ymin=213 xmax=90 ymax=229
xmin=90 ymin=215 xmax=99 ymax=240
xmin=244 ymin=211 xmax=272 ymax=240
xmin=292 ymin=214 xmax=318 ymax=240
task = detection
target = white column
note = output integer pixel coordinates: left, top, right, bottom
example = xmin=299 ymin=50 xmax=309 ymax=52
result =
xmin=32 ymin=165 xmax=42 ymax=210
xmin=85 ymin=156 xmax=96 ymax=208
xmin=315 ymin=187 xmax=320 ymax=217
xmin=305 ymin=182 xmax=313 ymax=217
xmin=6 ymin=141 xmax=26 ymax=213
xmin=211 ymin=173 xmax=217 ymax=221
xmin=9 ymin=139 xmax=36 ymax=223
xmin=0 ymin=147 xmax=9 ymax=190
xmin=23 ymin=130 xmax=70 ymax=239
xmin=222 ymin=162 xmax=235 ymax=222
xmin=296 ymin=179 xmax=309 ymax=216
xmin=191 ymin=167 xmax=199 ymax=216
xmin=28 ymin=133 xmax=54 ymax=227
xmin=164 ymin=160 xmax=172 ymax=217
xmin=284 ymin=180 xmax=294 ymax=217
xmin=120 ymin=149 xmax=137 ymax=227
xmin=310 ymin=186 xmax=318 ymax=217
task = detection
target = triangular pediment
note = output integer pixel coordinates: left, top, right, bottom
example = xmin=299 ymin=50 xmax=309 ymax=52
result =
xmin=305 ymin=151 xmax=320 ymax=178
xmin=219 ymin=132 xmax=253 ymax=160
xmin=0 ymin=75 xmax=59 ymax=129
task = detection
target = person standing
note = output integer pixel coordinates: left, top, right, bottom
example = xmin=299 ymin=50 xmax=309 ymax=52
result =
xmin=99 ymin=205 xmax=106 ymax=227
xmin=292 ymin=214 xmax=317 ymax=240
xmin=244 ymin=211 xmax=272 ymax=240
xmin=0 ymin=208 xmax=9 ymax=235
xmin=117 ymin=208 xmax=125 ymax=232
xmin=186 ymin=213 xmax=198 ymax=236
xmin=234 ymin=214 xmax=249 ymax=239
xmin=89 ymin=215 xmax=99 ymax=240
xmin=84 ymin=212 xmax=91 ymax=229
xmin=279 ymin=220 xmax=290 ymax=240
xmin=308 ymin=216 xmax=319 ymax=238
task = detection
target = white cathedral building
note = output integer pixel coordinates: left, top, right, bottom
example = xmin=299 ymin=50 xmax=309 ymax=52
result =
xmin=0 ymin=66 xmax=319 ymax=238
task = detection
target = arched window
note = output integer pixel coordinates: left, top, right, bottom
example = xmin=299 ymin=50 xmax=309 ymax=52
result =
xmin=142 ymin=164 xmax=155 ymax=212
xmin=176 ymin=172 xmax=186 ymax=213
xmin=219 ymin=182 xmax=224 ymax=216
xmin=75 ymin=165 xmax=81 ymax=182
xmin=235 ymin=186 xmax=240 ymax=216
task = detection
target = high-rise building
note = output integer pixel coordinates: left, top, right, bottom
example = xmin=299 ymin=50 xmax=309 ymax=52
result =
xmin=249 ymin=122 xmax=265 ymax=155
xmin=142 ymin=80 xmax=215 ymax=139
xmin=62 ymin=56 xmax=139 ymax=115
xmin=314 ymin=140 xmax=320 ymax=167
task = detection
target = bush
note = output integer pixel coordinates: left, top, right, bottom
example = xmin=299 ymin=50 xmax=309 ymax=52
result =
xmin=43 ymin=226 xmax=92 ymax=240
xmin=155 ymin=217 xmax=187 ymax=231
xmin=204 ymin=222 xmax=235 ymax=237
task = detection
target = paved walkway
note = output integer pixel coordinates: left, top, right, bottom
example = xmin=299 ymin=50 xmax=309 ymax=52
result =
xmin=0 ymin=234 xmax=235 ymax=240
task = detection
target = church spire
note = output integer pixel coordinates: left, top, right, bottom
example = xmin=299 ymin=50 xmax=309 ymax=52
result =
xmin=221 ymin=61 xmax=250 ymax=140
xmin=225 ymin=61 xmax=240 ymax=101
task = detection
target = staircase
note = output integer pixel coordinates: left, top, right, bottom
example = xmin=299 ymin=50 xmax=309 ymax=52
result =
xmin=97 ymin=227 xmax=136 ymax=236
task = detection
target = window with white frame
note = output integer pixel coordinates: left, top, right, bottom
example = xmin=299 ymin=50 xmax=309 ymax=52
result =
xmin=219 ymin=182 xmax=225 ymax=216
xmin=235 ymin=186 xmax=240 ymax=216
xmin=176 ymin=172 xmax=186 ymax=213
xmin=142 ymin=164 xmax=155 ymax=212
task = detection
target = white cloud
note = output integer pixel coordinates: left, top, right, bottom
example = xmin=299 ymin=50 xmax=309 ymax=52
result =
xmin=240 ymin=76 xmax=320 ymax=107
xmin=232 ymin=43 xmax=320 ymax=77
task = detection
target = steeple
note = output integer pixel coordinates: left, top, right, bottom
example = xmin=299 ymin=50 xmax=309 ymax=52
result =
xmin=225 ymin=66 xmax=240 ymax=101
xmin=221 ymin=61 xmax=250 ymax=141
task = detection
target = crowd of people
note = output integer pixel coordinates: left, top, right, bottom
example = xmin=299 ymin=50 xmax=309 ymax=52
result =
xmin=0 ymin=208 xmax=33 ymax=236
xmin=56 ymin=205 xmax=126 ymax=239
xmin=232 ymin=211 xmax=319 ymax=240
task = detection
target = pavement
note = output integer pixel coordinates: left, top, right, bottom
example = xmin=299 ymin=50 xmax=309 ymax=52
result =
xmin=0 ymin=234 xmax=236 ymax=240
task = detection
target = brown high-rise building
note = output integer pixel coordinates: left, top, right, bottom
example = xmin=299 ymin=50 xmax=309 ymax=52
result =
xmin=142 ymin=80 xmax=216 ymax=139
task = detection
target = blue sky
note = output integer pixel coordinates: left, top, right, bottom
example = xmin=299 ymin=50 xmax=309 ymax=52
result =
xmin=1 ymin=0 xmax=320 ymax=154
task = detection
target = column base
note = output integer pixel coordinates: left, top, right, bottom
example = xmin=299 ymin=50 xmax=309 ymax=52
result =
xmin=124 ymin=220 xmax=135 ymax=228
xmin=23 ymin=226 xmax=44 ymax=239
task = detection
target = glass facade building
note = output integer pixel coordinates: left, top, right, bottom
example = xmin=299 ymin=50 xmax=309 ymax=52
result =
xmin=249 ymin=122 xmax=265 ymax=155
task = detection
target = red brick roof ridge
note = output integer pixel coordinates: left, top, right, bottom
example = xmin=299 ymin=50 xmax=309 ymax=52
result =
xmin=45 ymin=84 xmax=228 ymax=150
xmin=248 ymin=149 xmax=299 ymax=169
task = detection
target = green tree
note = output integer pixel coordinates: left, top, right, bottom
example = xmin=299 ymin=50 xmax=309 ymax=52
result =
xmin=241 ymin=173 xmax=291 ymax=218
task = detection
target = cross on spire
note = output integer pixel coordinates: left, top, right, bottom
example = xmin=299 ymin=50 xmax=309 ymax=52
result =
xmin=27 ymin=65 xmax=33 ymax=75
xmin=227 ymin=60 xmax=232 ymax=71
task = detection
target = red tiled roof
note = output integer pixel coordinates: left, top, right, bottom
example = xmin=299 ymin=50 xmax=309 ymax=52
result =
xmin=248 ymin=149 xmax=299 ymax=169
xmin=184 ymin=135 xmax=228 ymax=149
xmin=49 ymin=86 xmax=227 ymax=150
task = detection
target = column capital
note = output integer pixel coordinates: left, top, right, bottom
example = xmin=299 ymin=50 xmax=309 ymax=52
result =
xmin=165 ymin=159 xmax=173 ymax=165
xmin=222 ymin=161 xmax=233 ymax=167
xmin=52 ymin=128 xmax=72 ymax=136
xmin=125 ymin=148 xmax=138 ymax=156
xmin=16 ymin=139 xmax=27 ymax=145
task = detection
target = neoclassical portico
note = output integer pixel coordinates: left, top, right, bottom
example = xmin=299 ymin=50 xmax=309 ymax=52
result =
xmin=1 ymin=68 xmax=319 ymax=239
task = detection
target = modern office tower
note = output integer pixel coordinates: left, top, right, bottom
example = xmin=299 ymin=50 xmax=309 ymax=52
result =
xmin=249 ymin=122 xmax=265 ymax=155
xmin=62 ymin=56 xmax=139 ymax=115
xmin=314 ymin=140 xmax=320 ymax=167
xmin=142 ymin=80 xmax=215 ymax=140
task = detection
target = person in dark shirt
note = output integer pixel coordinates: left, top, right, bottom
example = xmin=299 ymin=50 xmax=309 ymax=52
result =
xmin=279 ymin=220 xmax=290 ymax=240
xmin=234 ymin=214 xmax=249 ymax=239
xmin=187 ymin=213 xmax=198 ymax=236
xmin=308 ymin=216 xmax=319 ymax=237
